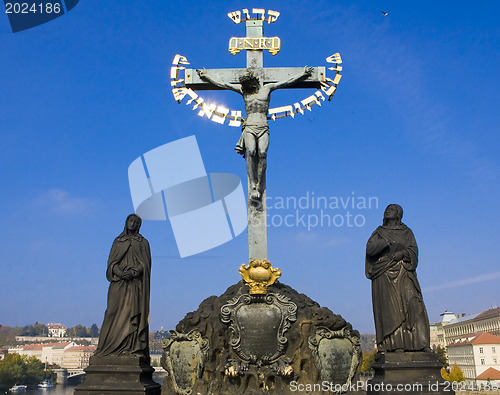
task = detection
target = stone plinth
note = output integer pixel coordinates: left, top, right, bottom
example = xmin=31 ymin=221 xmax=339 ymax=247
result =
xmin=367 ymin=352 xmax=454 ymax=395
xmin=74 ymin=355 xmax=161 ymax=395
xmin=161 ymin=281 xmax=361 ymax=395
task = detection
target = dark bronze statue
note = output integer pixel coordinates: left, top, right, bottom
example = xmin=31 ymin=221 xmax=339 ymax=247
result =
xmin=197 ymin=67 xmax=312 ymax=201
xmin=365 ymin=204 xmax=431 ymax=352
xmin=95 ymin=214 xmax=151 ymax=358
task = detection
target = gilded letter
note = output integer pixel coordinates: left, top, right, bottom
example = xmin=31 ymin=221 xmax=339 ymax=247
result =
xmin=211 ymin=106 xmax=230 ymax=124
xmin=326 ymin=53 xmax=342 ymax=64
xmin=252 ymin=8 xmax=265 ymax=20
xmin=227 ymin=11 xmax=241 ymax=24
xmin=228 ymin=111 xmax=242 ymax=127
xmin=242 ymin=9 xmax=251 ymax=20
xmin=267 ymin=10 xmax=280 ymax=23
xmin=198 ymin=102 xmax=216 ymax=119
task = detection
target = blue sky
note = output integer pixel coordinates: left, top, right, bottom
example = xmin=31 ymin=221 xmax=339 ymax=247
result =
xmin=1 ymin=1 xmax=499 ymax=334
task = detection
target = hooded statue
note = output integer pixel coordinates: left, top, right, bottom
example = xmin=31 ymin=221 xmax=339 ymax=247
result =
xmin=95 ymin=214 xmax=151 ymax=358
xmin=365 ymin=204 xmax=430 ymax=352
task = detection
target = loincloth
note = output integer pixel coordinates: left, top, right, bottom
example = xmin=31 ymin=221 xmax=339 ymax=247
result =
xmin=235 ymin=124 xmax=269 ymax=158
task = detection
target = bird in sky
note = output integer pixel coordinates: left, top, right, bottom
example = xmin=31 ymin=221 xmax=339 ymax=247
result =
xmin=381 ymin=11 xmax=388 ymax=16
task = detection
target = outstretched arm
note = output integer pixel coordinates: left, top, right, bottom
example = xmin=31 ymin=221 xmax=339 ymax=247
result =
xmin=197 ymin=69 xmax=242 ymax=94
xmin=268 ymin=66 xmax=313 ymax=91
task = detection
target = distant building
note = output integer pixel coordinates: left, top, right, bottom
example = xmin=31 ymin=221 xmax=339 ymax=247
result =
xmin=63 ymin=345 xmax=96 ymax=369
xmin=8 ymin=341 xmax=96 ymax=369
xmin=47 ymin=323 xmax=67 ymax=338
xmin=447 ymin=332 xmax=500 ymax=386
xmin=430 ymin=310 xmax=457 ymax=350
xmin=444 ymin=307 xmax=500 ymax=344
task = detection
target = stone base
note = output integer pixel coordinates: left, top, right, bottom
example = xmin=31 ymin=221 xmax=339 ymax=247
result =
xmin=367 ymin=351 xmax=454 ymax=395
xmin=74 ymin=355 xmax=161 ymax=395
xmin=161 ymin=281 xmax=362 ymax=395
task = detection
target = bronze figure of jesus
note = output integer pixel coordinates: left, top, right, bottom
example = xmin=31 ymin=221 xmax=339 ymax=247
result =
xmin=197 ymin=67 xmax=313 ymax=201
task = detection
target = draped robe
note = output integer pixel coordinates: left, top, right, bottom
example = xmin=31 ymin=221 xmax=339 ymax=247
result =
xmin=365 ymin=224 xmax=430 ymax=351
xmin=95 ymin=224 xmax=151 ymax=358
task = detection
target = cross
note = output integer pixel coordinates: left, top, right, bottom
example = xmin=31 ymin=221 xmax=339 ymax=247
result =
xmin=183 ymin=11 xmax=325 ymax=263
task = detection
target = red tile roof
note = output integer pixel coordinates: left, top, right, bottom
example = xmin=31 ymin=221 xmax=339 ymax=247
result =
xmin=477 ymin=367 xmax=500 ymax=380
xmin=47 ymin=323 xmax=66 ymax=329
xmin=471 ymin=332 xmax=500 ymax=345
xmin=17 ymin=342 xmax=72 ymax=350
xmin=21 ymin=344 xmax=46 ymax=350
xmin=476 ymin=307 xmax=500 ymax=321
xmin=448 ymin=332 xmax=500 ymax=347
xmin=67 ymin=346 xmax=96 ymax=352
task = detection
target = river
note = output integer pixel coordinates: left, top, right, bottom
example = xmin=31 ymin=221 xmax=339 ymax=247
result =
xmin=7 ymin=373 xmax=165 ymax=395
xmin=6 ymin=386 xmax=77 ymax=395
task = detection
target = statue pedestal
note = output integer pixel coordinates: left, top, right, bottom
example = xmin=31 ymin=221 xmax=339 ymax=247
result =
xmin=75 ymin=355 xmax=161 ymax=395
xmin=367 ymin=352 xmax=454 ymax=395
xmin=161 ymin=281 xmax=361 ymax=395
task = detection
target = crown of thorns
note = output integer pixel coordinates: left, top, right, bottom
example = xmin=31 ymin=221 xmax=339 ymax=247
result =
xmin=239 ymin=70 xmax=259 ymax=84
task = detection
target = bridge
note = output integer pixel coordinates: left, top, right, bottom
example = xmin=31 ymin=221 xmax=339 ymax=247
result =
xmin=54 ymin=368 xmax=85 ymax=385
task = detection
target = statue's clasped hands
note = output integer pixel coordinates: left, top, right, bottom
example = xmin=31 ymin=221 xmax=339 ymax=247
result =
xmin=392 ymin=251 xmax=405 ymax=262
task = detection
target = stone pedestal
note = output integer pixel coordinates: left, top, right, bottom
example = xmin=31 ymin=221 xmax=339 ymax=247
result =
xmin=74 ymin=355 xmax=161 ymax=395
xmin=367 ymin=352 xmax=454 ymax=395
xmin=161 ymin=281 xmax=362 ymax=395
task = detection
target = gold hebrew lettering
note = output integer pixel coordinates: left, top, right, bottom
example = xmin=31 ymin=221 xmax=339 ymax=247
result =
xmin=331 ymin=74 xmax=342 ymax=85
xmin=294 ymin=102 xmax=304 ymax=115
xmin=269 ymin=105 xmax=294 ymax=119
xmin=301 ymin=95 xmax=320 ymax=109
xmin=326 ymin=53 xmax=342 ymax=64
xmin=172 ymin=54 xmax=189 ymax=66
xmin=267 ymin=10 xmax=280 ymax=23
xmin=170 ymin=66 xmax=185 ymax=80
xmin=191 ymin=96 xmax=203 ymax=110
xmin=253 ymin=8 xmax=265 ymax=20
xmin=242 ymin=9 xmax=251 ymax=20
xmin=170 ymin=79 xmax=184 ymax=87
xmin=315 ymin=90 xmax=326 ymax=104
xmin=172 ymin=87 xmax=198 ymax=104
xmin=227 ymin=11 xmax=241 ymax=24
xmin=212 ymin=106 xmax=230 ymax=124
xmin=198 ymin=102 xmax=216 ymax=119
xmin=320 ymin=82 xmax=336 ymax=98
xmin=228 ymin=111 xmax=242 ymax=127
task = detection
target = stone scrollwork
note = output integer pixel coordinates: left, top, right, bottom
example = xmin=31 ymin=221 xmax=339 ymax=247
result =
xmin=162 ymin=330 xmax=209 ymax=395
xmin=220 ymin=293 xmax=297 ymax=376
xmin=308 ymin=326 xmax=361 ymax=393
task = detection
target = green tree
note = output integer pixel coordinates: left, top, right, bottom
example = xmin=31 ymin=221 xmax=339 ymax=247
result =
xmin=0 ymin=353 xmax=47 ymax=389
xmin=67 ymin=324 xmax=89 ymax=337
xmin=21 ymin=322 xmax=47 ymax=337
xmin=361 ymin=349 xmax=377 ymax=375
xmin=88 ymin=324 xmax=99 ymax=338
xmin=23 ymin=356 xmax=44 ymax=385
xmin=0 ymin=353 xmax=25 ymax=388
xmin=435 ymin=345 xmax=449 ymax=368
xmin=0 ymin=325 xmax=23 ymax=346
xmin=0 ymin=353 xmax=59 ymax=389
xmin=441 ymin=363 xmax=465 ymax=382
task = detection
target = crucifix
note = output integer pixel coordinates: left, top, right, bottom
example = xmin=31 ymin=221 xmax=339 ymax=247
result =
xmin=182 ymin=9 xmax=327 ymax=263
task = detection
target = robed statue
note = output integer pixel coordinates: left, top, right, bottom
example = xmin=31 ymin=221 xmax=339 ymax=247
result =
xmin=95 ymin=214 xmax=152 ymax=359
xmin=365 ymin=204 xmax=431 ymax=352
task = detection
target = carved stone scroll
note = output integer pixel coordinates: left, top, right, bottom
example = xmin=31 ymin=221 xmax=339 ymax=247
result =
xmin=162 ymin=330 xmax=209 ymax=395
xmin=220 ymin=293 xmax=297 ymax=373
xmin=308 ymin=326 xmax=361 ymax=392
